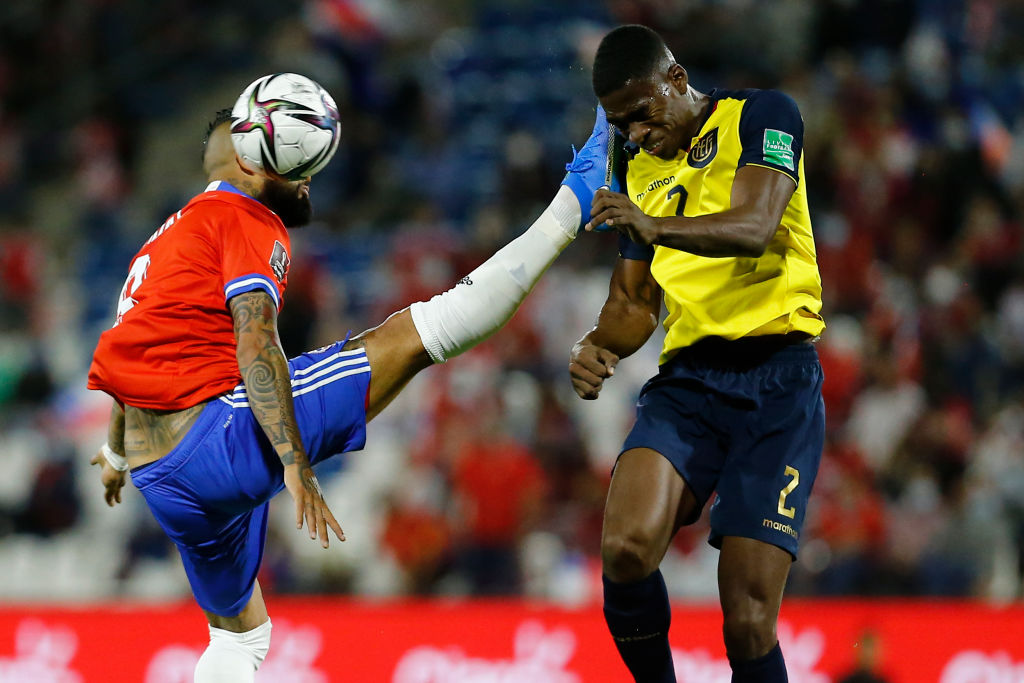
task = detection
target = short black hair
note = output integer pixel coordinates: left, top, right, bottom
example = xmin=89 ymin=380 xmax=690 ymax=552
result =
xmin=592 ymin=25 xmax=673 ymax=98
xmin=202 ymin=108 xmax=234 ymax=161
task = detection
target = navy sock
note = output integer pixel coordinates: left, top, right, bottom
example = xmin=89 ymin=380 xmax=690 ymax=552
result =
xmin=602 ymin=571 xmax=675 ymax=683
xmin=729 ymin=641 xmax=788 ymax=682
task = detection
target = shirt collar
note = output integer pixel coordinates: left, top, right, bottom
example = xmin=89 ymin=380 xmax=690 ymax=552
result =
xmin=204 ymin=180 xmax=252 ymax=198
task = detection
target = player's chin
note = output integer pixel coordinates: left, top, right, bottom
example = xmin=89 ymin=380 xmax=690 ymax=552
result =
xmin=261 ymin=182 xmax=313 ymax=227
xmin=651 ymin=143 xmax=678 ymax=159
xmin=650 ymin=134 xmax=683 ymax=159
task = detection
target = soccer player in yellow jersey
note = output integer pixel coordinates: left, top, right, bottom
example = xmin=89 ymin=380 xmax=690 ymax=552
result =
xmin=568 ymin=25 xmax=825 ymax=682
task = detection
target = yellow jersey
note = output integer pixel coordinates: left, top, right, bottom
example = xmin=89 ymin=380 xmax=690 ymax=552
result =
xmin=619 ymin=88 xmax=825 ymax=364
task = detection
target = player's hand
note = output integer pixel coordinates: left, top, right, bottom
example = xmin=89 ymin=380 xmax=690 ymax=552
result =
xmin=89 ymin=449 xmax=127 ymax=507
xmin=284 ymin=462 xmax=345 ymax=548
xmin=569 ymin=341 xmax=619 ymax=400
xmin=587 ymin=189 xmax=660 ymax=245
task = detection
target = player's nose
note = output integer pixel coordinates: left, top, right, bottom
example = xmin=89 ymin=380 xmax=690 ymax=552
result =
xmin=627 ymin=122 xmax=649 ymax=146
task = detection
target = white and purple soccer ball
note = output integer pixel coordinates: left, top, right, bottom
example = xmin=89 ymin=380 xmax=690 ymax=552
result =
xmin=230 ymin=73 xmax=341 ymax=181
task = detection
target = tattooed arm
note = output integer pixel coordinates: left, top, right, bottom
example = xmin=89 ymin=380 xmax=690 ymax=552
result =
xmin=108 ymin=401 xmax=126 ymax=454
xmin=229 ymin=290 xmax=344 ymax=547
xmin=90 ymin=401 xmax=129 ymax=506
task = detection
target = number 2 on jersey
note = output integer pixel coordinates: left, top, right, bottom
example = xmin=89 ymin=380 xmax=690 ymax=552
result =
xmin=777 ymin=466 xmax=799 ymax=519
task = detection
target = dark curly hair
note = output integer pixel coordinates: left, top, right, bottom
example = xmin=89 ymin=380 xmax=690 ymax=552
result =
xmin=201 ymin=108 xmax=234 ymax=162
xmin=592 ymin=25 xmax=674 ymax=98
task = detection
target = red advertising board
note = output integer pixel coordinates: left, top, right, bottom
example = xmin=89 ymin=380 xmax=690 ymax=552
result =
xmin=0 ymin=599 xmax=1018 ymax=681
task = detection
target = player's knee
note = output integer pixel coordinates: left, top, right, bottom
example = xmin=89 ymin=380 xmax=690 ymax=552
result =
xmin=721 ymin=601 xmax=777 ymax=660
xmin=601 ymin=531 xmax=661 ymax=583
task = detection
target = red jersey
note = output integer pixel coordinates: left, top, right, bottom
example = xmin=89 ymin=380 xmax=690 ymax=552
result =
xmin=88 ymin=182 xmax=291 ymax=409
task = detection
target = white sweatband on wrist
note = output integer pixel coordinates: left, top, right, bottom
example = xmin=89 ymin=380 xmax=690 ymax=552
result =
xmin=411 ymin=186 xmax=580 ymax=364
xmin=101 ymin=443 xmax=129 ymax=472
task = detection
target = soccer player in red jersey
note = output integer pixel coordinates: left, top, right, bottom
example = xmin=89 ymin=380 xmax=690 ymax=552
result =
xmin=88 ymin=104 xmax=613 ymax=681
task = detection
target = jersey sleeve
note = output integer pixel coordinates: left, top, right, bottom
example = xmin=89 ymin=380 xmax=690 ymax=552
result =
xmin=736 ymin=90 xmax=803 ymax=185
xmin=618 ymin=233 xmax=655 ymax=261
xmin=220 ymin=214 xmax=290 ymax=310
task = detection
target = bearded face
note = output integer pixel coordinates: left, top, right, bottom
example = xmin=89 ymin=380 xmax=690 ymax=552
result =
xmin=259 ymin=177 xmax=312 ymax=228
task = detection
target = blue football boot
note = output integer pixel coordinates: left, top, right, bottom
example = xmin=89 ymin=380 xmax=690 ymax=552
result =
xmin=562 ymin=104 xmax=624 ymax=232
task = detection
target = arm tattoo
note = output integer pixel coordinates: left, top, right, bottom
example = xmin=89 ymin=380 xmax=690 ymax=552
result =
xmin=230 ymin=291 xmax=309 ymax=469
xmin=107 ymin=402 xmax=126 ymax=454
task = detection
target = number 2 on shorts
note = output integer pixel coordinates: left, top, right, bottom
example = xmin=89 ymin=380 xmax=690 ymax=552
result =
xmin=777 ymin=466 xmax=799 ymax=519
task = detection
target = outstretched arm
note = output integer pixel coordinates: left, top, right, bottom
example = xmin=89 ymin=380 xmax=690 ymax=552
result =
xmin=570 ymin=256 xmax=661 ymax=400
xmin=587 ymin=165 xmax=796 ymax=257
xmin=230 ymin=290 xmax=344 ymax=548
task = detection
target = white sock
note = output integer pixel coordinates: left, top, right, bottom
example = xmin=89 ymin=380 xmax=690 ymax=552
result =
xmin=410 ymin=185 xmax=581 ymax=362
xmin=194 ymin=620 xmax=272 ymax=683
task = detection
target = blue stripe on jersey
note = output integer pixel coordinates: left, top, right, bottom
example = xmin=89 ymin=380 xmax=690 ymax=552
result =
xmin=205 ymin=180 xmax=253 ymax=198
xmin=224 ymin=273 xmax=280 ymax=308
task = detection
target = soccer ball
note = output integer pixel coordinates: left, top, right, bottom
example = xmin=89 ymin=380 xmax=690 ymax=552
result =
xmin=230 ymin=73 xmax=341 ymax=181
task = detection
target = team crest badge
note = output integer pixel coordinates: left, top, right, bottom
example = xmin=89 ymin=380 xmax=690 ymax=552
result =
xmin=269 ymin=240 xmax=290 ymax=282
xmin=688 ymin=127 xmax=718 ymax=168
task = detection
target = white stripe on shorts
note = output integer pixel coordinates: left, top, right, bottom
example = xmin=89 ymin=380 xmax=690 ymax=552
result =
xmin=219 ymin=350 xmax=370 ymax=408
xmin=292 ymin=347 xmax=368 ymax=378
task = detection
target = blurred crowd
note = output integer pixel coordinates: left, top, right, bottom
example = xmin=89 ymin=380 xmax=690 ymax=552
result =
xmin=1 ymin=0 xmax=1024 ymax=605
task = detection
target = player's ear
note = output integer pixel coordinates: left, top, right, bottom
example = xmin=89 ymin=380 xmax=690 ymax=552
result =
xmin=668 ymin=63 xmax=688 ymax=95
xmin=235 ymin=154 xmax=257 ymax=176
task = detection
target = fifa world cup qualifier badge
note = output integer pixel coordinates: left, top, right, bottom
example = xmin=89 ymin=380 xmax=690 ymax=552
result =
xmin=762 ymin=129 xmax=795 ymax=171
xmin=270 ymin=240 xmax=290 ymax=282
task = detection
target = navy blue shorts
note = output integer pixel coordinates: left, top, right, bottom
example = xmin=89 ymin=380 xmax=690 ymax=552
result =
xmin=129 ymin=342 xmax=371 ymax=616
xmin=621 ymin=337 xmax=825 ymax=558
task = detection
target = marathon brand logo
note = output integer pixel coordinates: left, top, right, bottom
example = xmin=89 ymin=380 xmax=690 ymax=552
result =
xmin=763 ymin=518 xmax=798 ymax=539
xmin=269 ymin=240 xmax=290 ymax=282
xmin=687 ymin=127 xmax=718 ymax=168
xmin=635 ymin=175 xmax=676 ymax=203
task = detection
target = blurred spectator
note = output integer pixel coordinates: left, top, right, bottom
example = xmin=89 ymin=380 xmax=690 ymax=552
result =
xmin=809 ymin=440 xmax=887 ymax=595
xmin=11 ymin=428 xmax=80 ymax=538
xmin=449 ymin=400 xmax=548 ymax=595
xmin=375 ymin=460 xmax=454 ymax=595
xmin=836 ymin=629 xmax=893 ymax=683
xmin=381 ymin=495 xmax=452 ymax=595
xmin=844 ymin=344 xmax=925 ymax=474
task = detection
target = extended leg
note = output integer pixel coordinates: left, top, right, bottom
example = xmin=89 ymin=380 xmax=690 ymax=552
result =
xmin=718 ymin=536 xmax=792 ymax=682
xmin=350 ymin=185 xmax=583 ymax=421
xmin=194 ymin=580 xmax=272 ymax=683
xmin=601 ymin=448 xmax=700 ymax=683
xmin=350 ymin=106 xmax=615 ymax=420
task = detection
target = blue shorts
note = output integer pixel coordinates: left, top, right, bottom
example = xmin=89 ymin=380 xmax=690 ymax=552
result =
xmin=621 ymin=337 xmax=825 ymax=558
xmin=129 ymin=342 xmax=371 ymax=616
